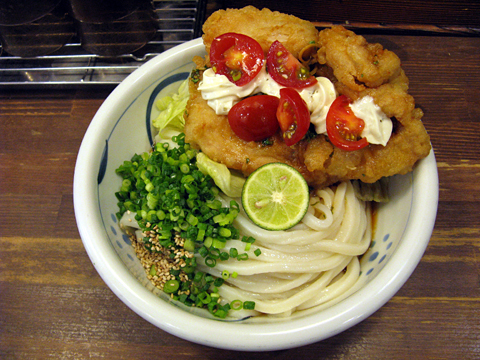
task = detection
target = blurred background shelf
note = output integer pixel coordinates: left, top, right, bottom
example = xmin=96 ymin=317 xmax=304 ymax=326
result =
xmin=1 ymin=0 xmax=478 ymax=88
xmin=0 ymin=0 xmax=206 ymax=87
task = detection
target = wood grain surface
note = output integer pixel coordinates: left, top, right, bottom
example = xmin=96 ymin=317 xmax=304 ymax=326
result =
xmin=220 ymin=0 xmax=480 ymax=28
xmin=1 ymin=3 xmax=480 ymax=359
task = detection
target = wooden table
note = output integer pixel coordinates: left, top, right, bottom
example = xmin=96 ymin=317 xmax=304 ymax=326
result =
xmin=1 ymin=5 xmax=480 ymax=359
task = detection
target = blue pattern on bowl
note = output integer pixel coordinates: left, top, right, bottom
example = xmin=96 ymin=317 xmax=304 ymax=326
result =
xmin=146 ymin=72 xmax=190 ymax=146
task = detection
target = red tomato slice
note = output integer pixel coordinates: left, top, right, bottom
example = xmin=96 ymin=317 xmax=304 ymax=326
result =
xmin=210 ymin=33 xmax=264 ymax=87
xmin=276 ymin=88 xmax=310 ymax=146
xmin=267 ymin=40 xmax=317 ymax=89
xmin=326 ymin=95 xmax=369 ymax=151
xmin=228 ymin=95 xmax=280 ymax=142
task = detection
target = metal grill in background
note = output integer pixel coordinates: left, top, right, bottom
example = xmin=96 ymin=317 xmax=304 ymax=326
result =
xmin=0 ymin=0 xmax=206 ymax=87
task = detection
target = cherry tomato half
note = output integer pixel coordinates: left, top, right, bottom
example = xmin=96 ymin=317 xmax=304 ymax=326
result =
xmin=276 ymin=88 xmax=311 ymax=146
xmin=326 ymin=95 xmax=369 ymax=151
xmin=267 ymin=40 xmax=317 ymax=89
xmin=210 ymin=33 xmax=264 ymax=87
xmin=228 ymin=95 xmax=280 ymax=142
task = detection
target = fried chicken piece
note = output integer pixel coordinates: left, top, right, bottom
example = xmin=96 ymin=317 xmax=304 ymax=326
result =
xmin=317 ymin=25 xmax=402 ymax=92
xmin=184 ymin=9 xmax=431 ymax=190
xmin=304 ymin=83 xmax=431 ymax=183
xmin=185 ymin=65 xmax=321 ymax=185
xmin=312 ymin=27 xmax=431 ymax=183
xmin=202 ymin=6 xmax=318 ymax=59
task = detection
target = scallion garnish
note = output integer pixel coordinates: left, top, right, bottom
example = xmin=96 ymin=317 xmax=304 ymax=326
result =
xmin=115 ymin=133 xmax=256 ymax=316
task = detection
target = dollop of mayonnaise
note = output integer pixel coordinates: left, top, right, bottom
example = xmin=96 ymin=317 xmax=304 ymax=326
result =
xmin=198 ymin=68 xmax=264 ymax=115
xmin=300 ymin=78 xmax=337 ymax=134
xmin=198 ymin=67 xmax=336 ymax=124
xmin=198 ymin=68 xmax=392 ymax=146
xmin=350 ymin=96 xmax=392 ymax=146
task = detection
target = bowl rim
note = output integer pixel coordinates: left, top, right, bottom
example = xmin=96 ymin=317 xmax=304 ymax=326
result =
xmin=74 ymin=37 xmax=439 ymax=351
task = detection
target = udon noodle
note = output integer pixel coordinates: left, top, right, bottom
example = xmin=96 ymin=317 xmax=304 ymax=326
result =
xmin=121 ymin=179 xmax=372 ymax=318
xmin=199 ymin=180 xmax=371 ymax=318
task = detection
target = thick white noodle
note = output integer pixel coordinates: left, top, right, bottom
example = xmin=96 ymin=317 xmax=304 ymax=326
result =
xmin=125 ymin=180 xmax=372 ymax=318
xmin=208 ymin=181 xmax=372 ymax=317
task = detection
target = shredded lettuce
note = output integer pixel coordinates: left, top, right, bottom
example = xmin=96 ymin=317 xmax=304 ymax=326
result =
xmin=152 ymin=79 xmax=189 ymax=136
xmin=151 ymin=79 xmax=245 ymax=197
xmin=352 ymin=177 xmax=390 ymax=202
xmin=196 ymin=153 xmax=245 ymax=198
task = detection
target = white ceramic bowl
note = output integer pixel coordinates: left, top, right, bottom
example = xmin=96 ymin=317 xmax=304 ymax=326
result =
xmin=74 ymin=38 xmax=439 ymax=351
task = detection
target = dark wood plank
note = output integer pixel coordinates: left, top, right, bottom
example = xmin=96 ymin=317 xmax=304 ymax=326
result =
xmin=0 ymin=89 xmax=109 ymax=154
xmin=220 ymin=0 xmax=480 ymax=28
xmin=361 ymin=36 xmax=480 ymax=163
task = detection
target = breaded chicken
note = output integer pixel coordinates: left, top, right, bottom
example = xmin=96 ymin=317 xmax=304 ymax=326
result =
xmin=317 ymin=25 xmax=402 ymax=92
xmin=312 ymin=26 xmax=431 ymax=182
xmin=186 ymin=63 xmax=329 ymax=187
xmin=184 ymin=7 xmax=431 ymax=189
xmin=202 ymin=6 xmax=318 ymax=59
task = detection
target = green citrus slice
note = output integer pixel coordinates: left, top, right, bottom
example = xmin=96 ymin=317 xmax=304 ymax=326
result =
xmin=241 ymin=163 xmax=310 ymax=231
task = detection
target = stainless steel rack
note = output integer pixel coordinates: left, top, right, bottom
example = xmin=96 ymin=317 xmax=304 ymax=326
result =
xmin=0 ymin=0 xmax=206 ymax=87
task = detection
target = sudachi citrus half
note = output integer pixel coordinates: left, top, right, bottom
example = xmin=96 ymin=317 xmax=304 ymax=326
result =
xmin=241 ymin=163 xmax=309 ymax=231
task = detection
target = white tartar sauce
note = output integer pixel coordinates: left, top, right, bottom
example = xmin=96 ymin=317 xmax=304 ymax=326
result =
xmin=350 ymin=96 xmax=392 ymax=146
xmin=198 ymin=68 xmax=392 ymax=146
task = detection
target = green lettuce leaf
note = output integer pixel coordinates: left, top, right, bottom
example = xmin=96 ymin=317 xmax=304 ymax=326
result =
xmin=151 ymin=78 xmax=246 ymax=197
xmin=152 ymin=79 xmax=189 ymax=134
xmin=352 ymin=177 xmax=390 ymax=202
xmin=196 ymin=153 xmax=245 ymax=198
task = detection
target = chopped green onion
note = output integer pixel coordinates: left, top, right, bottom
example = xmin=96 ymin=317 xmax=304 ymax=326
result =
xmin=114 ymin=133 xmax=258 ymax=317
xmin=229 ymin=248 xmax=238 ymax=258
xmin=205 ymin=257 xmax=216 ymax=267
xmin=163 ymin=280 xmax=180 ymax=294
xmin=196 ymin=228 xmax=205 ymax=241
xmin=198 ymin=292 xmax=211 ymax=304
xmin=198 ymin=246 xmax=209 ymax=258
xmin=209 ymin=247 xmax=220 ymax=259
xmin=120 ymin=179 xmax=131 ymax=192
xmin=149 ymin=265 xmax=156 ymax=276
xmin=193 ymin=271 xmax=204 ymax=283
xmin=214 ymin=309 xmax=228 ymax=318
xmin=230 ymin=300 xmax=243 ymax=310
xmin=186 ymin=213 xmax=198 ymax=226
xmin=243 ymin=301 xmax=255 ymax=310
xmin=184 ymin=239 xmax=195 ymax=252
xmin=242 ymin=236 xmax=255 ymax=243
xmin=183 ymin=266 xmax=195 ymax=274
xmin=180 ymin=163 xmax=190 ymax=174
xmin=221 ymin=270 xmax=230 ymax=279
xmin=204 ymin=237 xmax=213 ymax=248
xmin=212 ymin=238 xmax=226 ymax=249
xmin=237 ymin=253 xmax=248 ymax=261
xmin=219 ymin=227 xmax=231 ymax=237
xmin=156 ymin=210 xmax=166 ymax=220
xmin=213 ymin=278 xmax=224 ymax=287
